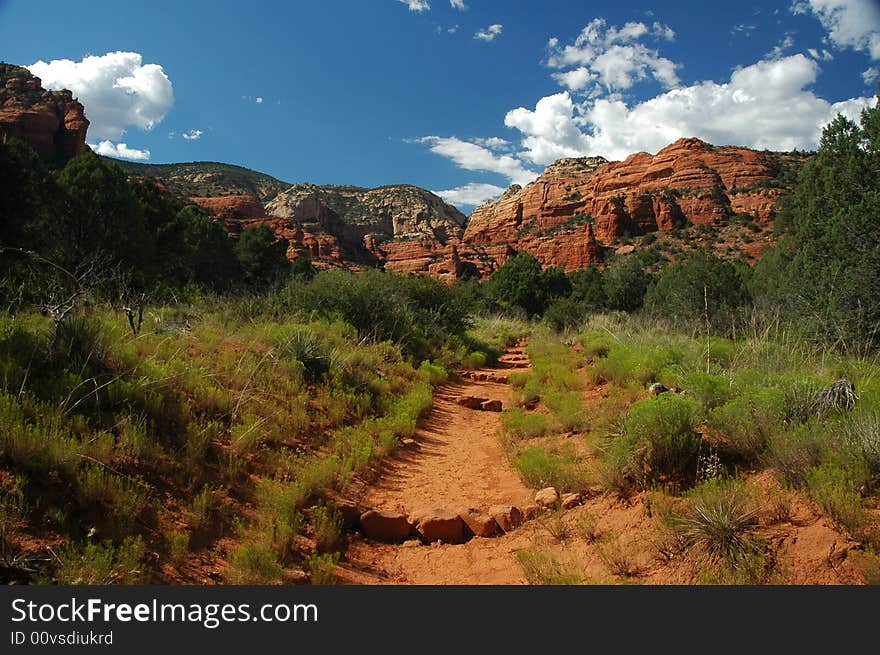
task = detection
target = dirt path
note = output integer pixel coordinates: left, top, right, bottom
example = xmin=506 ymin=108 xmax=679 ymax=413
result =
xmin=339 ymin=346 xmax=540 ymax=584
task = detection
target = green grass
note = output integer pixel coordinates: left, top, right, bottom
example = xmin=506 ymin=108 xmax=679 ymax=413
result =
xmin=516 ymin=548 xmax=584 ymax=585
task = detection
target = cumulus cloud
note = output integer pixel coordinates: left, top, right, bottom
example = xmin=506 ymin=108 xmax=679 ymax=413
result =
xmin=28 ymin=51 xmax=173 ymax=141
xmin=418 ymin=136 xmax=538 ymax=186
xmin=255 ymin=97 xmax=264 ymax=104
xmin=399 ymin=0 xmax=430 ymax=11
xmin=792 ymin=0 xmax=880 ymax=59
xmin=90 ymin=140 xmax=151 ymax=161
xmin=450 ymin=0 xmax=466 ymax=9
xmin=546 ymin=18 xmax=679 ymax=95
xmin=864 ymin=66 xmax=880 ymax=85
xmin=475 ymin=24 xmax=503 ymax=42
xmin=434 ymin=182 xmax=507 ymax=207
xmin=504 ymin=93 xmax=594 ymax=165
xmin=507 ymin=54 xmax=875 ymax=162
xmin=182 ymin=129 xmax=203 ymax=140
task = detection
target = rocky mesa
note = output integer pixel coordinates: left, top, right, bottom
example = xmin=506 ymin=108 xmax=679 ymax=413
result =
xmin=459 ymin=137 xmax=806 ymax=274
xmin=0 ymin=63 xmax=89 ymax=161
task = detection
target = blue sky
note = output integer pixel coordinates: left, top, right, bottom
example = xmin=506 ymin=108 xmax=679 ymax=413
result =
xmin=1 ymin=0 xmax=878 ymax=209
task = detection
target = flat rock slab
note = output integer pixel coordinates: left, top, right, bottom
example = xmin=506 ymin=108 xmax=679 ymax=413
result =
xmin=360 ymin=510 xmax=412 ymax=542
xmin=480 ymin=399 xmax=503 ymax=412
xmin=410 ymin=508 xmax=467 ymax=544
xmin=457 ymin=508 xmax=500 ymax=538
xmin=489 ymin=504 xmax=524 ymax=533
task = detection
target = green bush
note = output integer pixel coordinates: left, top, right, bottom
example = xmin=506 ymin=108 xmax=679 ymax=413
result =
xmin=613 ymin=393 xmax=703 ymax=486
xmin=806 ymin=463 xmax=866 ymax=534
xmin=502 ymin=408 xmax=551 ymax=440
xmin=515 ymin=446 xmax=588 ymax=492
xmin=593 ymin=344 xmax=682 ymax=386
xmin=708 ymin=387 xmax=785 ymax=460
xmin=228 ymin=544 xmax=283 ymax=584
xmin=52 ymin=537 xmax=146 ymax=585
xmin=307 ymin=552 xmax=340 ymax=585
xmin=762 ymin=421 xmax=827 ymax=486
xmin=683 ymin=371 xmax=732 ymax=410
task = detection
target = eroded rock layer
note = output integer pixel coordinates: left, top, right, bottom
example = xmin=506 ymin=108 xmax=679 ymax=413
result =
xmin=0 ymin=63 xmax=89 ymax=161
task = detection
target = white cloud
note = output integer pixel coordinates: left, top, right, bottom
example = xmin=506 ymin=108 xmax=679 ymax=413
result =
xmin=475 ymin=24 xmax=503 ymax=42
xmin=807 ymin=47 xmax=835 ymax=60
xmin=28 ymin=51 xmax=173 ymax=141
xmin=418 ymin=136 xmax=538 ymax=186
xmin=434 ymin=182 xmax=507 ymax=207
xmin=766 ymin=34 xmax=796 ymax=59
xmin=504 ymin=92 xmax=594 ymax=165
xmin=450 ymin=0 xmax=466 ymax=9
xmin=90 ymin=140 xmax=151 ymax=161
xmin=864 ymin=66 xmax=880 ymax=84
xmin=731 ymin=24 xmax=757 ymax=36
xmin=547 ymin=18 xmax=679 ymax=96
xmin=182 ymin=129 xmax=203 ymax=140
xmin=792 ymin=0 xmax=880 ymax=59
xmin=399 ymin=0 xmax=430 ymax=11
xmin=505 ymin=54 xmax=876 ymax=162
xmin=255 ymin=97 xmax=264 ymax=104
xmin=473 ymin=136 xmax=514 ymax=151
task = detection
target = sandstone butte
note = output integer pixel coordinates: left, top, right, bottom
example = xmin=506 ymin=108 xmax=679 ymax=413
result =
xmin=0 ymin=63 xmax=88 ymax=161
xmin=0 ymin=61 xmax=804 ymax=279
xmin=200 ymin=138 xmax=799 ymax=280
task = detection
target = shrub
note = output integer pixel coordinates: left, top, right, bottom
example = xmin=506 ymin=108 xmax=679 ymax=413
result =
xmin=227 ymin=544 xmax=283 ymax=584
xmin=683 ymin=371 xmax=732 ymax=410
xmin=708 ymin=387 xmax=786 ymax=460
xmin=515 ymin=446 xmax=588 ymax=492
xmin=310 ymin=502 xmax=344 ymax=554
xmin=806 ymin=463 xmax=866 ymax=534
xmin=593 ymin=344 xmax=681 ymax=386
xmin=53 ymin=537 xmax=146 ymax=584
xmin=668 ymin=478 xmax=765 ymax=579
xmin=543 ymin=390 xmax=587 ymax=432
xmin=763 ymin=422 xmax=827 ymax=486
xmin=515 ymin=548 xmax=583 ymax=584
xmin=165 ymin=529 xmax=190 ymax=564
xmin=617 ymin=394 xmax=703 ymax=485
xmin=502 ymin=408 xmax=550 ymax=440
xmin=307 ymin=552 xmax=340 ymax=585
xmin=417 ymin=360 xmax=448 ymax=385
xmin=579 ymin=332 xmax=615 ymax=359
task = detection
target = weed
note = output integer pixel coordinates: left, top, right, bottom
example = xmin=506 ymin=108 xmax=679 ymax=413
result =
xmin=310 ymin=502 xmax=344 ymax=554
xmin=307 ymin=552 xmax=340 ymax=585
xmin=516 ymin=548 xmax=583 ymax=585
xmin=669 ymin=478 xmax=763 ymax=570
xmin=165 ymin=529 xmax=190 ymax=564
xmin=227 ymin=544 xmax=283 ymax=584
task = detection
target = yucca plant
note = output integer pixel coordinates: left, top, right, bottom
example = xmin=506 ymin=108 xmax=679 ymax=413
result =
xmin=671 ymin=478 xmax=762 ymax=568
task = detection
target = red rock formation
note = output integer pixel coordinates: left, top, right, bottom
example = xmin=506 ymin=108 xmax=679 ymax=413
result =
xmin=190 ymin=195 xmax=267 ymax=220
xmin=458 ymin=138 xmax=800 ymax=275
xmin=0 ymin=63 xmax=89 ymax=161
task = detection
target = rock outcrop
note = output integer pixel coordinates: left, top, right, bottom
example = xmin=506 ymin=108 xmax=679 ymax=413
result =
xmin=458 ymin=138 xmax=805 ymax=274
xmin=194 ymin=182 xmax=468 ymax=269
xmin=0 ymin=62 xmax=89 ymax=161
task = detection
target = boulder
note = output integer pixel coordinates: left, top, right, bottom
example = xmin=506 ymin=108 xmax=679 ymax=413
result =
xmin=489 ymin=505 xmax=524 ymax=533
xmin=334 ymin=499 xmax=362 ymax=528
xmin=522 ymin=504 xmax=541 ymax=520
xmin=457 ymin=396 xmax=489 ymax=410
xmin=535 ymin=487 xmax=560 ymax=508
xmin=561 ymin=493 xmax=582 ymax=510
xmin=457 ymin=508 xmax=500 ymax=538
xmin=410 ymin=508 xmax=467 ymax=544
xmin=480 ymin=399 xmax=503 ymax=412
xmin=359 ymin=510 xmax=412 ymax=542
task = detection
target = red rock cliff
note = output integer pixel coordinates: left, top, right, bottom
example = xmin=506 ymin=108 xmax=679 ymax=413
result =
xmin=0 ymin=63 xmax=89 ymax=161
